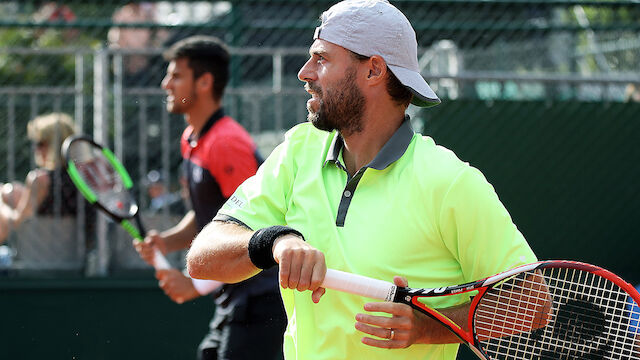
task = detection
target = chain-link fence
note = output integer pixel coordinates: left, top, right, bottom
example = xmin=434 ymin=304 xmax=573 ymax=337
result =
xmin=1 ymin=1 xmax=639 ymax=277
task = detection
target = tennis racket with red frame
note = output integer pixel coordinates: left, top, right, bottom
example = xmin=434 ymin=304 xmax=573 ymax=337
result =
xmin=61 ymin=135 xmax=171 ymax=270
xmin=322 ymin=260 xmax=640 ymax=359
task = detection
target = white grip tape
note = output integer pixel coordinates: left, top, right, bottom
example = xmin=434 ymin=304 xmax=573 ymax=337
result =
xmin=153 ymin=248 xmax=172 ymax=270
xmin=322 ymin=269 xmax=397 ymax=301
xmin=191 ymin=278 xmax=224 ymax=295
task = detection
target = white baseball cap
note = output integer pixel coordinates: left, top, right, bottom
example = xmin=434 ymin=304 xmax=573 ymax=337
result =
xmin=314 ymin=0 xmax=440 ymax=107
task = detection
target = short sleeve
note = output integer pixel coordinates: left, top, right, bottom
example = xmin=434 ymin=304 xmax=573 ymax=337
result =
xmin=208 ymin=135 xmax=258 ymax=198
xmin=215 ymin=131 xmax=296 ymax=231
xmin=438 ymin=166 xmax=537 ymax=282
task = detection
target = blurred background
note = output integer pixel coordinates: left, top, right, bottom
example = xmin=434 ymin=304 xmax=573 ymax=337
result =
xmin=0 ymin=1 xmax=638 ymax=359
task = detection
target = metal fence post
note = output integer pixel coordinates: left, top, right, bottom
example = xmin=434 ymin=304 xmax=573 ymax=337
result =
xmin=93 ymin=46 xmax=110 ymax=277
xmin=6 ymin=95 xmax=16 ymax=182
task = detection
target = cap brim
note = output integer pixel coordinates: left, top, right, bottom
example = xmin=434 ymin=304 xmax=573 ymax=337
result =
xmin=388 ymin=65 xmax=440 ymax=108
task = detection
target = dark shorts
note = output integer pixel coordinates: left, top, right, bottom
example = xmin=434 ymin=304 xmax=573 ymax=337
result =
xmin=198 ymin=292 xmax=286 ymax=360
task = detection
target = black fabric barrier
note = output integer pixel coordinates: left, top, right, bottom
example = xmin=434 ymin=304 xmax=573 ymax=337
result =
xmin=0 ymin=278 xmax=212 ymax=359
xmin=422 ymin=100 xmax=639 ymax=281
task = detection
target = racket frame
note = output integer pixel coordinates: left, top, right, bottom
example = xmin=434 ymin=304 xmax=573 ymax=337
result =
xmin=63 ymin=135 xmax=143 ymax=238
xmin=324 ymin=260 xmax=640 ymax=360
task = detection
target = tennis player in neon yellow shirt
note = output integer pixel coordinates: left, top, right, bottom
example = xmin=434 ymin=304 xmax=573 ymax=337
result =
xmin=187 ymin=1 xmax=537 ymax=359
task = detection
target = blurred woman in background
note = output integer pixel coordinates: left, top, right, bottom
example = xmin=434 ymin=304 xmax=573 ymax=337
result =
xmin=0 ymin=112 xmax=78 ymax=243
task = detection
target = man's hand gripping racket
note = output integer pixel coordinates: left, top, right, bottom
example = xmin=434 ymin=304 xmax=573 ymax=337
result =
xmin=62 ymin=135 xmax=170 ymax=270
xmin=322 ymin=261 xmax=640 ymax=359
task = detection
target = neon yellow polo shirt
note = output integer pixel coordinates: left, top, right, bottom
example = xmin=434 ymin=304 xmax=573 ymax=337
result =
xmin=216 ymin=119 xmax=537 ymax=360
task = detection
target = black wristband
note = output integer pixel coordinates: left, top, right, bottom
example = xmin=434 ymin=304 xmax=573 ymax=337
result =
xmin=248 ymin=226 xmax=304 ymax=269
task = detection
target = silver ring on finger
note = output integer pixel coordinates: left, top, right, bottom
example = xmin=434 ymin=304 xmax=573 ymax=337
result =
xmin=389 ymin=329 xmax=395 ymax=340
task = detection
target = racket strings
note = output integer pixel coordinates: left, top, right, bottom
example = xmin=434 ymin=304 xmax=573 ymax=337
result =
xmin=475 ymin=267 xmax=640 ymax=359
xmin=70 ymin=148 xmax=121 ymax=192
xmin=67 ymin=142 xmax=133 ymax=217
xmin=77 ymin=161 xmax=116 ymax=190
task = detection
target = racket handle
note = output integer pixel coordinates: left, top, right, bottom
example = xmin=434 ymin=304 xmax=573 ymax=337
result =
xmin=153 ymin=248 xmax=172 ymax=270
xmin=322 ymin=269 xmax=397 ymax=301
xmin=191 ymin=278 xmax=223 ymax=295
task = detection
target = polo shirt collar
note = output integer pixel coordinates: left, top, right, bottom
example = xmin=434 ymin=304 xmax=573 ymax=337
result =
xmin=324 ymin=115 xmax=414 ymax=170
xmin=187 ymin=108 xmax=225 ymax=147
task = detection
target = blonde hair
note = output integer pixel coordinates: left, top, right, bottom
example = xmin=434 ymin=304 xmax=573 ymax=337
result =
xmin=27 ymin=112 xmax=76 ymax=169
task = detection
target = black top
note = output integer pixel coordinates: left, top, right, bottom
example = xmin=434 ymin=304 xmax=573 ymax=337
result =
xmin=36 ymin=167 xmax=96 ymax=249
xmin=37 ymin=168 xmax=81 ymax=216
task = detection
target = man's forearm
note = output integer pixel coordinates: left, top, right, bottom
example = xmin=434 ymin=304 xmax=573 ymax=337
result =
xmin=186 ymin=220 xmax=261 ymax=283
xmin=160 ymin=210 xmax=198 ymax=252
xmin=416 ymin=303 xmax=469 ymax=345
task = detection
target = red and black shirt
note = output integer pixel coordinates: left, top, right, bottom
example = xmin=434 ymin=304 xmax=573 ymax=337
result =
xmin=181 ymin=109 xmax=261 ymax=231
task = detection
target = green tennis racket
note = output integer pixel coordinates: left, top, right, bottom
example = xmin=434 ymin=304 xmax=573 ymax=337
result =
xmin=61 ymin=135 xmax=171 ymax=270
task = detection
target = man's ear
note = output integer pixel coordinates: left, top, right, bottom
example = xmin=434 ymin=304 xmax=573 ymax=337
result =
xmin=365 ymin=55 xmax=387 ymax=84
xmin=196 ymin=72 xmax=214 ymax=92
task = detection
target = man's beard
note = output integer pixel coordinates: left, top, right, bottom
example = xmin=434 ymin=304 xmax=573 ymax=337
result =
xmin=307 ymin=66 xmax=365 ymax=136
xmin=167 ymin=89 xmax=197 ymax=114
